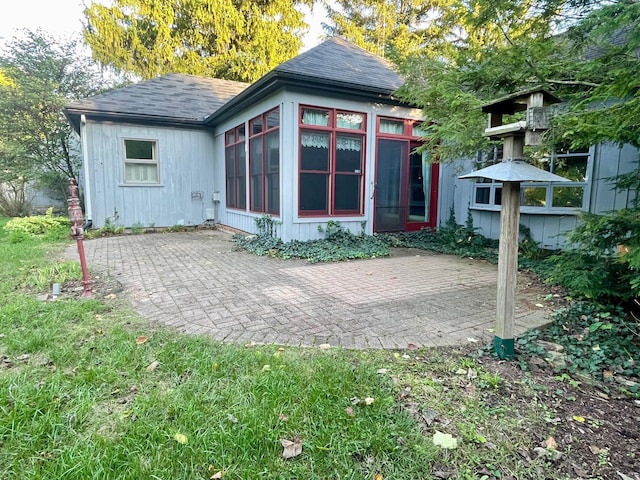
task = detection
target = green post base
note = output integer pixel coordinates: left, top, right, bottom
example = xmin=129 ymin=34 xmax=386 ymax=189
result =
xmin=493 ymin=336 xmax=515 ymax=360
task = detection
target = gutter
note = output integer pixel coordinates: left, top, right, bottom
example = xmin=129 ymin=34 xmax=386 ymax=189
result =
xmin=80 ymin=114 xmax=93 ymax=226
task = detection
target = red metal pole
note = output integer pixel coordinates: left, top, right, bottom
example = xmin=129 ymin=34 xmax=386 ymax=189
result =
xmin=68 ymin=178 xmax=92 ymax=297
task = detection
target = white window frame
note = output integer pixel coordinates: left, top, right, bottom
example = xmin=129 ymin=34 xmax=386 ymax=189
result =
xmin=123 ymin=138 xmax=159 ymax=184
xmin=471 ymin=147 xmax=594 ymax=214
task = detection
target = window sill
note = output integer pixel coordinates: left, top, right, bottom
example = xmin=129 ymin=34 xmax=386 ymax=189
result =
xmin=470 ymin=205 xmax=583 ymax=216
xmin=296 ymin=214 xmax=365 ymax=223
xmin=119 ymin=183 xmax=164 ymax=187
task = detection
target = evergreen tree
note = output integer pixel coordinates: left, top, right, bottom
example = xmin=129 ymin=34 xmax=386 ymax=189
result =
xmin=83 ymin=0 xmax=314 ymax=82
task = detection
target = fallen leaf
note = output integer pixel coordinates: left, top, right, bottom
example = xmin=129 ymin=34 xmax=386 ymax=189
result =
xmin=393 ymin=353 xmax=400 ymax=359
xmin=467 ymin=337 xmax=479 ymax=343
xmin=345 ymin=407 xmax=355 ymax=417
xmin=573 ymin=415 xmax=586 ymax=423
xmin=318 ymin=343 xmax=331 ymax=350
xmin=280 ymin=437 xmax=303 ymax=459
xmin=402 ymin=354 xmax=410 ymax=359
xmin=544 ymin=437 xmax=558 ymax=450
xmin=455 ymin=369 xmax=467 ymax=375
xmin=227 ymin=414 xmax=238 ymax=423
xmin=278 ymin=414 xmax=289 ymax=422
xmin=364 ymin=397 xmax=375 ymax=405
xmin=146 ymin=360 xmax=159 ymax=372
xmin=407 ymin=343 xmax=417 ymax=350
xmin=174 ymin=432 xmax=188 ymax=444
xmin=589 ymin=445 xmax=604 ymax=455
xmin=467 ymin=368 xmax=477 ymax=379
xmin=376 ymin=368 xmax=388 ymax=374
xmin=432 ymin=431 xmax=458 ymax=449
xmin=262 ymin=364 xmax=271 ymax=371
xmin=374 ymin=474 xmax=383 ymax=480
xmin=351 ymin=397 xmax=361 ymax=405
xmin=210 ymin=471 xmax=223 ymax=479
xmin=135 ymin=336 xmax=148 ymax=345
xmin=535 ymin=303 xmax=545 ymax=308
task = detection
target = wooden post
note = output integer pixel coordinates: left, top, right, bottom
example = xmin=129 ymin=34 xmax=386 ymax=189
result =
xmin=503 ymin=135 xmax=524 ymax=160
xmin=495 ymin=181 xmax=520 ymax=359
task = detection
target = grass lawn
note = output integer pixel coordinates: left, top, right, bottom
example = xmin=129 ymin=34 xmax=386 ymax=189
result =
xmin=0 ymin=217 xmax=637 ymax=479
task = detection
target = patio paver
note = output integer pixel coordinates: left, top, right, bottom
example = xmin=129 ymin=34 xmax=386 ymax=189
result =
xmin=67 ymin=229 xmax=552 ymax=349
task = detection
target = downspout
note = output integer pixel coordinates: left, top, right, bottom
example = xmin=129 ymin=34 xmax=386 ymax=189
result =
xmin=80 ymin=114 xmax=93 ymax=229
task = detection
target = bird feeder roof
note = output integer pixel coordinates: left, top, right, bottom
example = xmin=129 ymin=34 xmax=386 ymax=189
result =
xmin=458 ymin=160 xmax=571 ymax=182
xmin=481 ymin=87 xmax=561 ymax=115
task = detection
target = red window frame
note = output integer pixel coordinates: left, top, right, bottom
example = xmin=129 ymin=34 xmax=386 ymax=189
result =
xmin=249 ymin=108 xmax=280 ymax=215
xmin=298 ymin=105 xmax=366 ymax=216
xmin=225 ymin=124 xmax=246 ymax=210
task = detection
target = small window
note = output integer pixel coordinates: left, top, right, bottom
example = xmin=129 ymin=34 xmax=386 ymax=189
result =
xmin=379 ymin=119 xmax=405 ymax=135
xmin=337 ymin=112 xmax=364 ymax=130
xmin=124 ymin=139 xmax=158 ymax=184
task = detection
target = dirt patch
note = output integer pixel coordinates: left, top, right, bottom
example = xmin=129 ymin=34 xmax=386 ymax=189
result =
xmin=481 ymin=354 xmax=640 ymax=479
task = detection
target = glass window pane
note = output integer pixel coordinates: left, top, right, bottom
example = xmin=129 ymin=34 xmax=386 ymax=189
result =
xmin=250 ymin=174 xmax=263 ymax=212
xmin=522 ymin=186 xmax=547 ymax=207
xmin=235 ymin=144 xmax=246 ymax=175
xmin=475 ymin=186 xmax=491 ymax=204
xmin=337 ymin=112 xmax=363 ymax=130
xmin=301 ymin=108 xmax=330 ymax=126
xmin=250 ymin=138 xmax=263 ymax=175
xmin=300 ymin=173 xmax=328 ymax=212
xmin=125 ymin=163 xmax=158 ymax=183
xmin=379 ymin=119 xmax=405 ymax=135
xmin=266 ymin=173 xmax=279 ymax=215
xmin=265 ymin=131 xmax=279 ymax=173
xmin=552 ymin=186 xmax=584 ymax=208
xmin=250 ymin=117 xmax=263 ymax=136
xmin=494 ymin=187 xmax=502 ymax=205
xmin=236 ymin=125 xmax=246 ymax=142
xmin=336 ymin=135 xmax=362 ymax=172
xmin=334 ymin=175 xmax=360 ymax=211
xmin=125 ymin=140 xmax=154 ymax=160
xmin=225 ymin=131 xmax=235 ymax=145
xmin=266 ymin=109 xmax=280 ymax=129
xmin=412 ymin=124 xmax=425 ymax=137
xmin=300 ymin=132 xmax=329 ymax=171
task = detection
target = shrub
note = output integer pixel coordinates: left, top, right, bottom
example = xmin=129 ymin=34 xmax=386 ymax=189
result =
xmin=3 ymin=207 xmax=70 ymax=241
xmin=541 ymin=209 xmax=640 ymax=302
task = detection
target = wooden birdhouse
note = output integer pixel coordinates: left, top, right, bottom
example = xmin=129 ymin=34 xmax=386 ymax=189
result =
xmin=482 ymin=86 xmax=561 ymax=147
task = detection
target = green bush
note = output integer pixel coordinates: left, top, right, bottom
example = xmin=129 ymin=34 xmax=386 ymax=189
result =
xmin=3 ymin=208 xmax=70 ymax=241
xmin=541 ymin=209 xmax=640 ymax=302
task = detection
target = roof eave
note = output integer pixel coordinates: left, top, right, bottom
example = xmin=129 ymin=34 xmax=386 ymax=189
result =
xmin=64 ymin=107 xmax=208 ymax=132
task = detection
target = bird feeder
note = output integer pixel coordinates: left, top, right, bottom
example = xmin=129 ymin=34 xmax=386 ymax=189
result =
xmin=459 ymin=87 xmax=567 ymax=359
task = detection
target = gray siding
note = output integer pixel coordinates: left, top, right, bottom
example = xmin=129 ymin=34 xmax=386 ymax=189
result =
xmin=440 ymin=143 xmax=639 ymax=249
xmin=84 ymin=122 xmax=216 ymax=228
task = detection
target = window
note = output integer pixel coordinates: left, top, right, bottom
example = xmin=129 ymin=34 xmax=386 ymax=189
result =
xmin=225 ymin=124 xmax=246 ymax=210
xmin=299 ymin=106 xmax=365 ymax=215
xmin=472 ymin=147 xmax=591 ymax=212
xmin=124 ymin=139 xmax=158 ymax=183
xmin=249 ymin=108 xmax=280 ymax=215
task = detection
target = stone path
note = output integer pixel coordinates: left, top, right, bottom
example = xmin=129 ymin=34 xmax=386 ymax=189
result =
xmin=69 ymin=229 xmax=551 ymax=349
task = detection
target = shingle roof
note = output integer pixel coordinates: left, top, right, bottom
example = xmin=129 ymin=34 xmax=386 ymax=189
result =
xmin=274 ymin=37 xmax=403 ymax=93
xmin=65 ymin=73 xmax=248 ymax=122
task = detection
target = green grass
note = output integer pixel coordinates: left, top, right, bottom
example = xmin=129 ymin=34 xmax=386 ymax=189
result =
xmin=0 ymin=217 xmax=565 ymax=479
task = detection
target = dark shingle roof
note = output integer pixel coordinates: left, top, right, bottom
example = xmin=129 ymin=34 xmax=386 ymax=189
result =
xmin=275 ymin=37 xmax=403 ymax=93
xmin=65 ymin=73 xmax=248 ymax=128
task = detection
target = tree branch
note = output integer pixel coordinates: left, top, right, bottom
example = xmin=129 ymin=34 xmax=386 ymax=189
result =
xmin=545 ymin=79 xmax=600 ymax=88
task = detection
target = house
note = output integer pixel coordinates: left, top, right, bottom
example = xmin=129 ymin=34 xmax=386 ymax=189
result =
xmin=64 ymin=37 xmax=638 ymax=247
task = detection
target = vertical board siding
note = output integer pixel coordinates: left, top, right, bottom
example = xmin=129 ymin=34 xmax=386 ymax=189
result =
xmin=86 ymin=122 xmax=215 ymax=228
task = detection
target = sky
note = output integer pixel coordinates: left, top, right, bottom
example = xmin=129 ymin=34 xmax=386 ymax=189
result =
xmin=0 ymin=0 xmax=327 ymax=51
